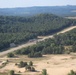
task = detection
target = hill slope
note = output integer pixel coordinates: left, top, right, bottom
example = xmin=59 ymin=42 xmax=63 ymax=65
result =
xmin=0 ymin=5 xmax=76 ymax=17
xmin=0 ymin=14 xmax=74 ymax=51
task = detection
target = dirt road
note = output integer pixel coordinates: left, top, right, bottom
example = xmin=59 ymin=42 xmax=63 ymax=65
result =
xmin=0 ymin=26 xmax=76 ymax=56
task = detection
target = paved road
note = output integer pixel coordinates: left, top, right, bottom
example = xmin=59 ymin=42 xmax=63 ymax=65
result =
xmin=0 ymin=26 xmax=76 ymax=56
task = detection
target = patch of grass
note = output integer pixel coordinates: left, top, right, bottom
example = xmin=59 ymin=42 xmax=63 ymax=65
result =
xmin=0 ymin=73 xmax=8 ymax=75
xmin=0 ymin=73 xmax=21 ymax=75
xmin=70 ymin=56 xmax=76 ymax=59
xmin=61 ymin=58 xmax=68 ymax=60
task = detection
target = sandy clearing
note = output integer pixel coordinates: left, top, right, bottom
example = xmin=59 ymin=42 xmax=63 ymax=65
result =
xmin=35 ymin=55 xmax=76 ymax=75
xmin=0 ymin=63 xmax=40 ymax=75
xmin=1 ymin=54 xmax=76 ymax=75
xmin=65 ymin=17 xmax=76 ymax=19
xmin=1 ymin=63 xmax=25 ymax=73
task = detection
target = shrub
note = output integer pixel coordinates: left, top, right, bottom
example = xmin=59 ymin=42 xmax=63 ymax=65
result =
xmin=42 ymin=69 xmax=47 ymax=75
xmin=18 ymin=61 xmax=27 ymax=68
xmin=7 ymin=53 xmax=14 ymax=58
xmin=9 ymin=70 xmax=14 ymax=75
xmin=68 ymin=70 xmax=76 ymax=75
xmin=29 ymin=61 xmax=33 ymax=66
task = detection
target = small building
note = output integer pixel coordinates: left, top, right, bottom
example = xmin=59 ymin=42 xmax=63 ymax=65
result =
xmin=10 ymin=43 xmax=16 ymax=47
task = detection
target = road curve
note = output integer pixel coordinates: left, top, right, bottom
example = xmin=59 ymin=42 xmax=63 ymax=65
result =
xmin=0 ymin=26 xmax=76 ymax=56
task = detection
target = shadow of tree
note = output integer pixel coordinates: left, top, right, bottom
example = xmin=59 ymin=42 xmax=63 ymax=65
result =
xmin=15 ymin=74 xmax=21 ymax=75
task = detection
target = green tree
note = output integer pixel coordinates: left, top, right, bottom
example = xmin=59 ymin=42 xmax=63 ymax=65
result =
xmin=9 ymin=70 xmax=14 ymax=75
xmin=7 ymin=53 xmax=14 ymax=58
xmin=18 ymin=61 xmax=27 ymax=68
xmin=29 ymin=61 xmax=33 ymax=66
xmin=68 ymin=70 xmax=76 ymax=75
xmin=42 ymin=69 xmax=47 ymax=75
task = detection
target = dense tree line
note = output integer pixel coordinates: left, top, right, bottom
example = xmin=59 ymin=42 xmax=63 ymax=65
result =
xmin=15 ymin=39 xmax=64 ymax=58
xmin=0 ymin=14 xmax=75 ymax=51
xmin=15 ymin=28 xmax=76 ymax=58
xmin=0 ymin=33 xmax=37 ymax=51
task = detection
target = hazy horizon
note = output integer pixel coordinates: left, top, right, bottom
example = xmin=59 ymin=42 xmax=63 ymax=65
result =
xmin=0 ymin=5 xmax=76 ymax=9
xmin=0 ymin=0 xmax=76 ymax=8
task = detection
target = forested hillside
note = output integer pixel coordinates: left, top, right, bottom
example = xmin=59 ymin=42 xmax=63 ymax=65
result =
xmin=0 ymin=14 xmax=75 ymax=51
xmin=15 ymin=28 xmax=76 ymax=58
